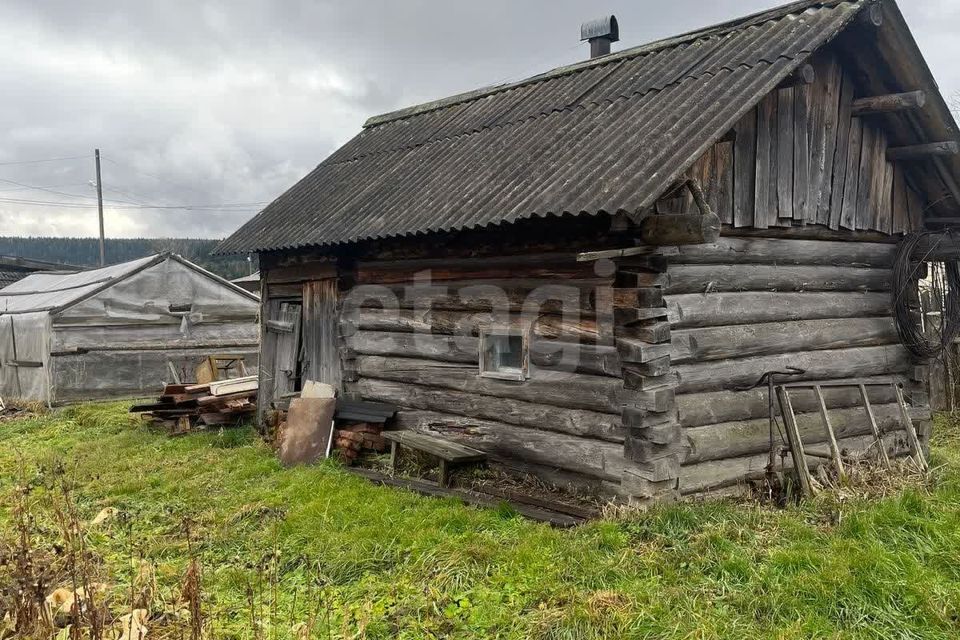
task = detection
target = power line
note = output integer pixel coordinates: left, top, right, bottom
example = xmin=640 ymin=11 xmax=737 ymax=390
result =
xmin=0 ymin=177 xmax=142 ymax=207
xmin=0 ymin=151 xmax=269 ymax=213
xmin=102 ymin=185 xmax=150 ymax=205
xmin=99 ymin=154 xmax=212 ymax=198
xmin=0 ymin=195 xmax=265 ymax=213
xmin=0 ymin=182 xmax=89 ymax=193
xmin=0 ymin=177 xmax=266 ymax=210
xmin=0 ymin=154 xmax=90 ymax=167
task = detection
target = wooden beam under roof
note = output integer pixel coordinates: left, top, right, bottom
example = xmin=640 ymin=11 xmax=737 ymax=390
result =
xmin=852 ymin=90 xmax=926 ymax=116
xmin=886 ymin=142 xmax=959 ymax=161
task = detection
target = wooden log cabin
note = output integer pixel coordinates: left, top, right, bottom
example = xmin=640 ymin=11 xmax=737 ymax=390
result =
xmin=217 ymin=0 xmax=960 ymax=502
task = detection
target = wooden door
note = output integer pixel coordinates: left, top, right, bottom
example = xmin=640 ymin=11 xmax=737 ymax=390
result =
xmin=301 ymin=279 xmax=341 ymax=391
xmin=261 ymin=300 xmax=302 ymax=413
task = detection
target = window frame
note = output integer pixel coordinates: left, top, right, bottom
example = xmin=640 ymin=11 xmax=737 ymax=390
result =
xmin=478 ymin=328 xmax=529 ymax=382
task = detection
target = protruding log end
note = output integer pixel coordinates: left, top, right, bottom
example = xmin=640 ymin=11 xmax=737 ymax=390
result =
xmin=887 ymin=141 xmax=959 ymax=161
xmin=852 ymin=90 xmax=926 ymax=116
xmin=857 ymin=4 xmax=883 ymax=28
xmin=640 ymin=212 xmax=722 ymax=246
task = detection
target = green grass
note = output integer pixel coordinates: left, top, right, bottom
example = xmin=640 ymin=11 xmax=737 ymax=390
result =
xmin=2 ymin=404 xmax=960 ymax=639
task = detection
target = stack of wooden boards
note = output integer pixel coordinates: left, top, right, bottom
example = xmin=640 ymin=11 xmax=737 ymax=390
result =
xmin=131 ymin=375 xmax=258 ymax=432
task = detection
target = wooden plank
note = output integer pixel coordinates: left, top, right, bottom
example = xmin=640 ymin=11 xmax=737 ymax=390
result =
xmin=777 ymin=386 xmax=815 ymax=496
xmin=302 ymin=279 xmax=342 ymax=391
xmin=859 ymin=384 xmax=892 ymax=468
xmin=733 ymin=107 xmax=757 ymax=228
xmin=196 ymin=390 xmax=257 ymax=407
xmin=829 ymin=70 xmax=855 ymax=230
xmin=878 ymin=160 xmax=895 ymax=235
xmin=814 ymin=385 xmax=846 ymax=477
xmin=205 ymin=375 xmax=258 ymax=396
xmin=278 ymin=397 xmax=336 ymax=467
xmin=839 ymin=117 xmax=863 ymax=229
xmin=265 ymin=319 xmax=294 ymax=334
xmin=664 ymin=264 xmax=892 ymax=295
xmin=855 ymin=122 xmax=877 ymax=231
xmin=814 ymin=56 xmax=843 ymax=226
xmin=754 ymin=93 xmax=779 ymax=229
xmin=793 ymin=84 xmax=812 ymax=223
xmin=257 ymin=297 xmax=280 ymax=424
xmin=382 ymin=430 xmax=487 ymax=463
xmin=782 ymin=378 xmax=904 ymax=389
xmin=345 ymin=467 xmax=583 ymax=528
xmin=895 ymin=384 xmax=928 ymax=470
xmin=667 ymin=291 xmax=891 ymax=330
xmin=777 ymin=86 xmax=795 ymax=222
xmin=702 ymin=145 xmax=721 ymax=215
xmin=271 ymin=302 xmax=302 ymax=402
xmin=478 ymin=486 xmax=600 ymax=520
xmin=714 ymin=140 xmax=735 ymax=225
xmin=893 ymin=164 xmax=910 ymax=233
xmin=867 ymin=129 xmax=889 ymax=232
xmin=906 ymin=183 xmax=926 ymax=230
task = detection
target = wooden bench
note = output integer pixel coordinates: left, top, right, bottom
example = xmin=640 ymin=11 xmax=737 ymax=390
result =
xmin=383 ymin=430 xmax=486 ymax=487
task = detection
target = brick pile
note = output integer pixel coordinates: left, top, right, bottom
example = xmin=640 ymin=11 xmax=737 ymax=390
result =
xmin=334 ymin=423 xmax=388 ymax=463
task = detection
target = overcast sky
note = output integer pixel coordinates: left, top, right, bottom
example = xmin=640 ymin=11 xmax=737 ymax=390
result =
xmin=2 ymin=0 xmax=957 ymax=240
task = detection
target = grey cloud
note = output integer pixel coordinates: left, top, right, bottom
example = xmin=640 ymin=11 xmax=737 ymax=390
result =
xmin=1 ymin=0 xmax=956 ymax=239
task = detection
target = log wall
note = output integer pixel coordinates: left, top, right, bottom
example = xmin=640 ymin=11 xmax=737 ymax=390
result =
xmin=659 ymin=233 xmax=929 ymax=495
xmin=341 ymin=253 xmax=636 ymax=497
xmin=286 ymin=233 xmax=929 ymax=501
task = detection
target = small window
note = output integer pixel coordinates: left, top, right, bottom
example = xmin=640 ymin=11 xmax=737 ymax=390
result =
xmin=169 ymin=303 xmax=193 ymax=313
xmin=479 ymin=331 xmax=528 ymax=381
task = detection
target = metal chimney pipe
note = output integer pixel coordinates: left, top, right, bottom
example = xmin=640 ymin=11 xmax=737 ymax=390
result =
xmin=581 ymin=16 xmax=619 ymax=59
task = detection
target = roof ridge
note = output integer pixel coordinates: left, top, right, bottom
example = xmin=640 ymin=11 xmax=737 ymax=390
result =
xmin=332 ymin=54 xmax=802 ymax=167
xmin=363 ymin=0 xmax=853 ymax=129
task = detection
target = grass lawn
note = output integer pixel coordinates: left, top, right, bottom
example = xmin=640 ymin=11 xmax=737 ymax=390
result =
xmin=2 ymin=403 xmax=960 ymax=639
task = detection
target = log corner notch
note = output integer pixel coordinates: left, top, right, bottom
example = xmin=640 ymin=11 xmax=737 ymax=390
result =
xmin=614 ymin=248 xmax=684 ymax=503
xmin=639 ymin=178 xmax=721 ymax=246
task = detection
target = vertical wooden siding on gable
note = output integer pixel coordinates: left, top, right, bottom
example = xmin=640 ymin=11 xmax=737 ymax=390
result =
xmin=684 ymin=53 xmax=926 ymax=234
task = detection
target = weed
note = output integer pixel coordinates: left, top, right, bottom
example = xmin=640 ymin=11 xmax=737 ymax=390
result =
xmin=2 ymin=403 xmax=960 ymax=638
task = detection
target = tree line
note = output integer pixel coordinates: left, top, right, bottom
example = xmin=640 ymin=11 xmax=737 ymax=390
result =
xmin=0 ymin=237 xmax=256 ymax=279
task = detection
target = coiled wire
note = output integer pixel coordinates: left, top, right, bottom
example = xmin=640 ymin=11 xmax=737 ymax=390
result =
xmin=892 ymin=231 xmax=960 ymax=359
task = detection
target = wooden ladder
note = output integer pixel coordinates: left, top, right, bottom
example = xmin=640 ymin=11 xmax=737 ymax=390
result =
xmin=773 ymin=379 xmax=928 ymax=496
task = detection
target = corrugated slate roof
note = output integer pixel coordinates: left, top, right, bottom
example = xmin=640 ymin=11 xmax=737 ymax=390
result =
xmin=0 ymin=270 xmax=24 ymax=289
xmin=217 ymin=0 xmax=866 ymax=255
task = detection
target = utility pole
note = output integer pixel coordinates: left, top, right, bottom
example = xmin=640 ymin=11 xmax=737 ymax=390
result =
xmin=95 ymin=148 xmax=105 ymax=267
